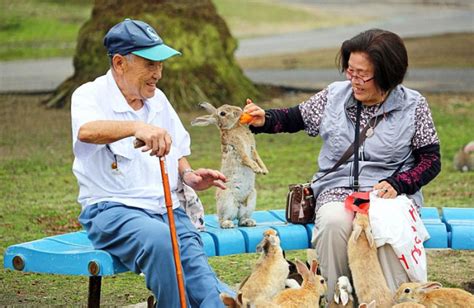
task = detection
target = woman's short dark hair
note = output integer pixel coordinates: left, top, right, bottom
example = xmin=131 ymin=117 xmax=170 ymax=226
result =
xmin=338 ymin=29 xmax=408 ymax=93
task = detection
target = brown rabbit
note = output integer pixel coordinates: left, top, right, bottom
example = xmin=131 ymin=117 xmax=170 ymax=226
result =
xmin=348 ymin=213 xmax=393 ymax=308
xmin=358 ymin=300 xmax=376 ymax=308
xmin=272 ymin=259 xmax=327 ymax=308
xmin=393 ymin=281 xmax=474 ymax=307
xmin=392 ymin=302 xmax=426 ymax=307
xmin=191 ymin=102 xmax=268 ymax=228
xmin=453 ymin=141 xmax=474 ymax=172
xmin=238 ymin=229 xmax=289 ymax=303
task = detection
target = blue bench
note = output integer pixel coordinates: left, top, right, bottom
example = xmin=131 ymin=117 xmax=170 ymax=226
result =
xmin=441 ymin=208 xmax=474 ymax=249
xmin=420 ymin=207 xmax=449 ymax=248
xmin=3 ymin=207 xmax=472 ymax=307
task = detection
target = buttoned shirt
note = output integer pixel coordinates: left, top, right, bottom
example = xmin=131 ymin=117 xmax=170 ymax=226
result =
xmin=71 ymin=70 xmax=190 ymax=214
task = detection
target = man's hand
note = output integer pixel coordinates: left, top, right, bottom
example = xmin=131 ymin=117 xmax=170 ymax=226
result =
xmin=243 ymin=98 xmax=266 ymax=127
xmin=134 ymin=123 xmax=172 ymax=157
xmin=183 ymin=168 xmax=227 ymax=191
xmin=373 ymin=180 xmax=398 ymax=199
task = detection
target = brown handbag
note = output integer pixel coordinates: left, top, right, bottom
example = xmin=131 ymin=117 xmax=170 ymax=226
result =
xmin=285 ymin=108 xmax=382 ymax=224
xmin=286 ymin=183 xmax=316 ymax=224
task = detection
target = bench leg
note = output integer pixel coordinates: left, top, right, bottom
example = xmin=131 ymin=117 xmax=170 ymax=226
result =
xmin=88 ymin=276 xmax=102 ymax=308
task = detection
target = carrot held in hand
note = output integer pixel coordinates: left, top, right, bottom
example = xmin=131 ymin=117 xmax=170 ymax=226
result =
xmin=239 ymin=113 xmax=253 ymax=125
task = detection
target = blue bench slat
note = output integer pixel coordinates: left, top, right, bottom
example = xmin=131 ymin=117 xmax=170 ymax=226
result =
xmin=4 ymin=231 xmax=128 ymax=276
xmin=238 ymin=211 xmax=287 ymax=253
xmin=270 ymin=224 xmax=310 ymax=251
xmin=441 ymin=208 xmax=474 ymax=223
xmin=238 ymin=225 xmax=277 ymax=253
xmin=269 ymin=209 xmax=314 ymax=247
xmin=203 ymin=215 xmax=246 ymax=255
xmin=423 ymin=222 xmax=449 ymax=248
xmin=199 ymin=231 xmax=216 ymax=257
xmin=449 ymin=223 xmax=474 ymax=249
xmin=420 ymin=207 xmax=441 ymax=222
xmin=203 ymin=226 xmax=246 ymax=256
xmin=441 ymin=208 xmax=474 ymax=249
xmin=304 ymin=224 xmax=315 ymax=246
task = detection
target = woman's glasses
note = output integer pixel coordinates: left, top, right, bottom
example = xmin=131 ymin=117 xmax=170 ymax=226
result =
xmin=345 ymin=69 xmax=374 ymax=85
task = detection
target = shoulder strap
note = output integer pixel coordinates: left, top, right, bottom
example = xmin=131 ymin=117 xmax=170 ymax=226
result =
xmin=311 ymin=111 xmax=383 ymax=184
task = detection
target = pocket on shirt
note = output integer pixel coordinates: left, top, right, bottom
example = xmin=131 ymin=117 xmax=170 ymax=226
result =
xmin=107 ymin=138 xmax=138 ymax=188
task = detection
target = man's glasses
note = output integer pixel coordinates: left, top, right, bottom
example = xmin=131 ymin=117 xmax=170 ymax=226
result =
xmin=345 ymin=69 xmax=374 ymax=85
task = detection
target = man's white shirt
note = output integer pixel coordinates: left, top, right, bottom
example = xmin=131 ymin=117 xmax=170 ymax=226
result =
xmin=71 ymin=70 xmax=191 ymax=214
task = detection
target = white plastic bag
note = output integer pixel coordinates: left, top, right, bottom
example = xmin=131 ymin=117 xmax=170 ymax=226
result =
xmin=368 ymin=191 xmax=430 ymax=282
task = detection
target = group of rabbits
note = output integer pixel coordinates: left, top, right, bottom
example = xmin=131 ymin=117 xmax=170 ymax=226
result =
xmin=220 ymin=229 xmax=328 ymax=307
xmin=345 ymin=212 xmax=474 ymax=307
xmin=220 ymin=217 xmax=474 ymax=308
xmin=192 ymin=102 xmax=268 ymax=229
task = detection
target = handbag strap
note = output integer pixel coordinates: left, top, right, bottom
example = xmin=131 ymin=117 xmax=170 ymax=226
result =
xmin=353 ymin=101 xmax=362 ymax=190
xmin=311 ymin=103 xmax=383 ymax=185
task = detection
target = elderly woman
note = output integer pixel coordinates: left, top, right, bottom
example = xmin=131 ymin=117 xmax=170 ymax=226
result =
xmin=244 ymin=29 xmax=441 ymax=300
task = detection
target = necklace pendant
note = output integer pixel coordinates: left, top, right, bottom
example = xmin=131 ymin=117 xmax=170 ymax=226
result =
xmin=366 ymin=127 xmax=374 ymax=138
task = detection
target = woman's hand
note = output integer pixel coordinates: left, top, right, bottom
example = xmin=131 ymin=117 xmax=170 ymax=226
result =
xmin=243 ymin=98 xmax=266 ymax=127
xmin=373 ymin=181 xmax=398 ymax=199
xmin=183 ymin=168 xmax=227 ymax=191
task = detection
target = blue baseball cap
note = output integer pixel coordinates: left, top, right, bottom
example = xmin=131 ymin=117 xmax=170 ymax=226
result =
xmin=104 ymin=18 xmax=181 ymax=61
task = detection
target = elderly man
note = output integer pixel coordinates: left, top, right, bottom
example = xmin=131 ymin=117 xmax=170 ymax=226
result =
xmin=72 ymin=19 xmax=233 ymax=307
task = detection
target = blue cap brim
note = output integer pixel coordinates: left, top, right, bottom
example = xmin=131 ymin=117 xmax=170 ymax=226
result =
xmin=132 ymin=44 xmax=181 ymax=61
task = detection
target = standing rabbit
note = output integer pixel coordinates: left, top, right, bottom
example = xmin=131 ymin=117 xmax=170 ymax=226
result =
xmin=348 ymin=212 xmax=393 ymax=308
xmin=393 ymin=281 xmax=474 ymax=307
xmin=272 ymin=259 xmax=327 ymax=308
xmin=238 ymin=229 xmax=289 ymax=303
xmin=191 ymin=102 xmax=268 ymax=228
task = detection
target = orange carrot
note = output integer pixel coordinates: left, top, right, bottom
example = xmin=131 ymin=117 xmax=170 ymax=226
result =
xmin=239 ymin=113 xmax=253 ymax=125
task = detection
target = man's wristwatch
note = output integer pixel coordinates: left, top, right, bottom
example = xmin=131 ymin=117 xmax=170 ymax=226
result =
xmin=181 ymin=168 xmax=194 ymax=178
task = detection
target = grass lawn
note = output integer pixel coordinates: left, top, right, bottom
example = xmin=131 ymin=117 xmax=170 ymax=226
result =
xmin=0 ymin=90 xmax=473 ymax=305
xmin=238 ymin=32 xmax=474 ymax=69
xmin=1 ymin=1 xmax=473 ymax=305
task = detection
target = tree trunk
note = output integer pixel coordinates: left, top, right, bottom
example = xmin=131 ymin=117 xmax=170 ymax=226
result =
xmin=43 ymin=0 xmax=260 ymax=110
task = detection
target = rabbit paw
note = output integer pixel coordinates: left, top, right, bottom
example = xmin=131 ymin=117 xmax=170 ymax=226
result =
xmin=220 ymin=220 xmax=235 ymax=229
xmin=238 ymin=218 xmax=256 ymax=227
xmin=253 ymin=167 xmax=267 ymax=175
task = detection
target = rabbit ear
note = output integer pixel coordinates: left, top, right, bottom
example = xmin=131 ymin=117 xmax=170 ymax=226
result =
xmin=220 ymin=292 xmax=237 ymax=307
xmin=352 ymin=223 xmax=362 ymax=242
xmin=256 ymin=239 xmax=269 ymax=254
xmin=359 ymin=300 xmax=376 ymax=308
xmin=419 ymin=282 xmax=443 ymax=292
xmin=309 ymin=259 xmax=319 ymax=275
xmin=199 ymin=102 xmax=217 ymax=114
xmin=340 ymin=290 xmax=349 ymax=305
xmin=365 ymin=225 xmax=375 ymax=248
xmin=191 ymin=115 xmax=217 ymax=127
xmin=334 ymin=283 xmax=341 ymax=304
xmin=295 ymin=259 xmax=310 ymax=276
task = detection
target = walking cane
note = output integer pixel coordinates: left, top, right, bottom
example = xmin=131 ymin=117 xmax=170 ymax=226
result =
xmin=134 ymin=139 xmax=187 ymax=308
